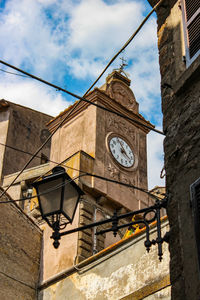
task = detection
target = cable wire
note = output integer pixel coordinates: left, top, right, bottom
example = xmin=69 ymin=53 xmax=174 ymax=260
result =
xmin=0 ymin=63 xmax=163 ymax=200
xmin=0 ymin=99 xmax=82 ymax=199
xmin=0 ymin=141 xmax=165 ymax=201
xmin=0 ymin=271 xmax=35 ymax=290
xmin=0 ymin=169 xmax=164 ymax=205
xmin=0 ymin=142 xmax=83 ymax=174
xmin=83 ymin=0 xmax=165 ymax=96
xmin=0 ymin=68 xmax=29 ymax=78
xmin=0 ymin=0 xmax=165 ymax=198
xmin=0 ymin=59 xmax=164 ymax=135
xmin=0 ymin=174 xmax=85 ymax=204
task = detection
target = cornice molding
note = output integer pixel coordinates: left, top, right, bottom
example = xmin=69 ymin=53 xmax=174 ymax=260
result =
xmin=48 ymin=88 xmax=154 ymax=133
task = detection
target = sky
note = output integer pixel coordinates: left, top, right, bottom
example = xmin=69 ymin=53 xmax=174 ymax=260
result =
xmin=0 ymin=0 xmax=165 ymax=189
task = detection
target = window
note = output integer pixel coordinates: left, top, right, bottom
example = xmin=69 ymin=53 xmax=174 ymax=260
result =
xmin=182 ymin=0 xmax=200 ymax=66
xmin=41 ymin=153 xmax=49 ymax=165
xmin=190 ymin=177 xmax=200 ymax=270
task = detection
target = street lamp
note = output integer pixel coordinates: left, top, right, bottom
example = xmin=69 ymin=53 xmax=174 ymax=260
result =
xmin=32 ymin=166 xmax=84 ymax=248
xmin=33 ymin=168 xmax=169 ymax=260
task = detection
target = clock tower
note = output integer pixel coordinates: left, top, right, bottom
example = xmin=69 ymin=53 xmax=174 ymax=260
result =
xmin=41 ymin=70 xmax=154 ymax=281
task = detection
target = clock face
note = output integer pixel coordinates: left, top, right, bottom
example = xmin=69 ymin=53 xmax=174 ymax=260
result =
xmin=109 ymin=136 xmax=134 ymax=168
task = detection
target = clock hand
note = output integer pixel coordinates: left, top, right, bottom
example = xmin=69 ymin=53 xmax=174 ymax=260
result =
xmin=117 ymin=138 xmax=130 ymax=159
xmin=117 ymin=138 xmax=125 ymax=151
xmin=122 ymin=151 xmax=131 ymax=160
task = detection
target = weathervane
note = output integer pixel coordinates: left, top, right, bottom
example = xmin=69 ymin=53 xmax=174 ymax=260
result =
xmin=119 ymin=57 xmax=128 ymax=71
xmin=114 ymin=56 xmax=130 ymax=78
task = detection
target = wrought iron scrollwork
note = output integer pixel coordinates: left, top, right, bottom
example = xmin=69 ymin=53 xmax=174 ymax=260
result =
xmin=96 ymin=198 xmax=168 ymax=261
xmin=50 ymin=197 xmax=169 ymax=260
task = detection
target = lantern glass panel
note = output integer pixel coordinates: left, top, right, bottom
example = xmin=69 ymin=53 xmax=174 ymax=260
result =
xmin=38 ymin=177 xmax=63 ymax=216
xmin=63 ymin=183 xmax=79 ymax=221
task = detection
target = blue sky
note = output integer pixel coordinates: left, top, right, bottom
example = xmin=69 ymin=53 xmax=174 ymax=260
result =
xmin=0 ymin=0 xmax=164 ymax=188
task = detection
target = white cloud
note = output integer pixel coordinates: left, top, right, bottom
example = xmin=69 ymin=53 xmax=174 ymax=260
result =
xmin=0 ymin=76 xmax=69 ymax=116
xmin=0 ymin=0 xmax=164 ymax=189
xmin=125 ymin=17 xmax=161 ymax=117
xmin=0 ymin=0 xmax=158 ymax=87
xmin=0 ymin=0 xmax=65 ymax=80
xmin=67 ymin=58 xmax=106 ymax=80
xmin=68 ymin=0 xmax=143 ymax=53
xmin=65 ymin=0 xmax=146 ymax=78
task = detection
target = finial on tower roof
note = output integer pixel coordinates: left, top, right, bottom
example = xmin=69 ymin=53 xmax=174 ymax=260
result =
xmin=119 ymin=57 xmax=128 ymax=71
xmin=113 ymin=56 xmax=130 ymax=78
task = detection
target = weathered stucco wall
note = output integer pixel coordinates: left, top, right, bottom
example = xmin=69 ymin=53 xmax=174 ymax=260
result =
xmin=93 ymin=99 xmax=149 ymax=211
xmin=147 ymin=0 xmax=200 ymax=299
xmin=2 ymin=162 xmax=52 ymax=207
xmin=1 ymin=100 xmax=52 ymax=178
xmin=49 ymin=73 xmax=150 ymax=213
xmin=49 ymin=104 xmax=97 ymax=165
xmin=0 ymin=188 xmax=42 ymax=299
xmin=38 ymin=220 xmax=170 ymax=300
xmin=39 ymin=73 xmax=154 ymax=287
xmin=40 ymin=207 xmax=79 ymax=283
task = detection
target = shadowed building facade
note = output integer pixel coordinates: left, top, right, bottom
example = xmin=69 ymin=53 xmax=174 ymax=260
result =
xmin=147 ymin=1 xmax=200 ymax=299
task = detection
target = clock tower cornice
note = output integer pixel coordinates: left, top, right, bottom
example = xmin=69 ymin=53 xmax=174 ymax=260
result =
xmin=47 ymin=87 xmax=154 ymax=134
xmin=90 ymin=88 xmax=154 ymax=134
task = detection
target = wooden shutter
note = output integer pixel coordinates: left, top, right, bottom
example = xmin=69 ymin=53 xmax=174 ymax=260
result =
xmin=191 ymin=178 xmax=200 ymax=269
xmin=182 ymin=0 xmax=200 ymax=64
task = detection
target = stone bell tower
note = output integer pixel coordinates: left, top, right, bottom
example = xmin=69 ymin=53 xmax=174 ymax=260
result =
xmin=40 ymin=71 xmax=154 ymax=282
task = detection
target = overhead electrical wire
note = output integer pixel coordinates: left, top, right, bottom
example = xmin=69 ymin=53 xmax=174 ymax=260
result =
xmin=0 ymin=98 xmax=82 ymax=199
xmin=0 ymin=171 xmax=163 ymax=205
xmin=0 ymin=174 xmax=85 ymax=204
xmin=0 ymin=0 xmax=165 ymax=135
xmin=0 ymin=0 xmax=165 ymax=198
xmin=0 ymin=142 xmax=82 ymax=174
xmin=0 ymin=175 xmax=82 ymax=204
xmin=83 ymin=0 xmax=165 ymax=96
xmin=0 ymin=0 xmax=165 ymax=97
xmin=0 ymin=271 xmax=35 ymax=290
xmin=0 ymin=68 xmax=29 ymax=78
xmin=0 ymin=60 xmax=164 ymax=136
xmin=0 ymin=142 xmax=165 ymax=203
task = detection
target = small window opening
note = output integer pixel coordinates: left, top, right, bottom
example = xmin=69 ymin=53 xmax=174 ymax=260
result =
xmin=190 ymin=177 xmax=200 ymax=271
xmin=41 ymin=153 xmax=49 ymax=165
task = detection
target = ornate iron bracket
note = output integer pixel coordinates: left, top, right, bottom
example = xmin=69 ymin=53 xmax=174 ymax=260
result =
xmin=50 ymin=197 xmax=168 ymax=261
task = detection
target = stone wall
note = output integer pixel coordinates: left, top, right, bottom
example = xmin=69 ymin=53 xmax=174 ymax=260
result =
xmin=147 ymin=0 xmax=200 ymax=299
xmin=38 ymin=220 xmax=170 ymax=300
xmin=0 ymin=188 xmax=42 ymax=299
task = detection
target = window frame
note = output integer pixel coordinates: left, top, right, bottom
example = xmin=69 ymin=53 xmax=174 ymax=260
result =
xmin=190 ymin=177 xmax=200 ymax=272
xmin=181 ymin=0 xmax=200 ymax=67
